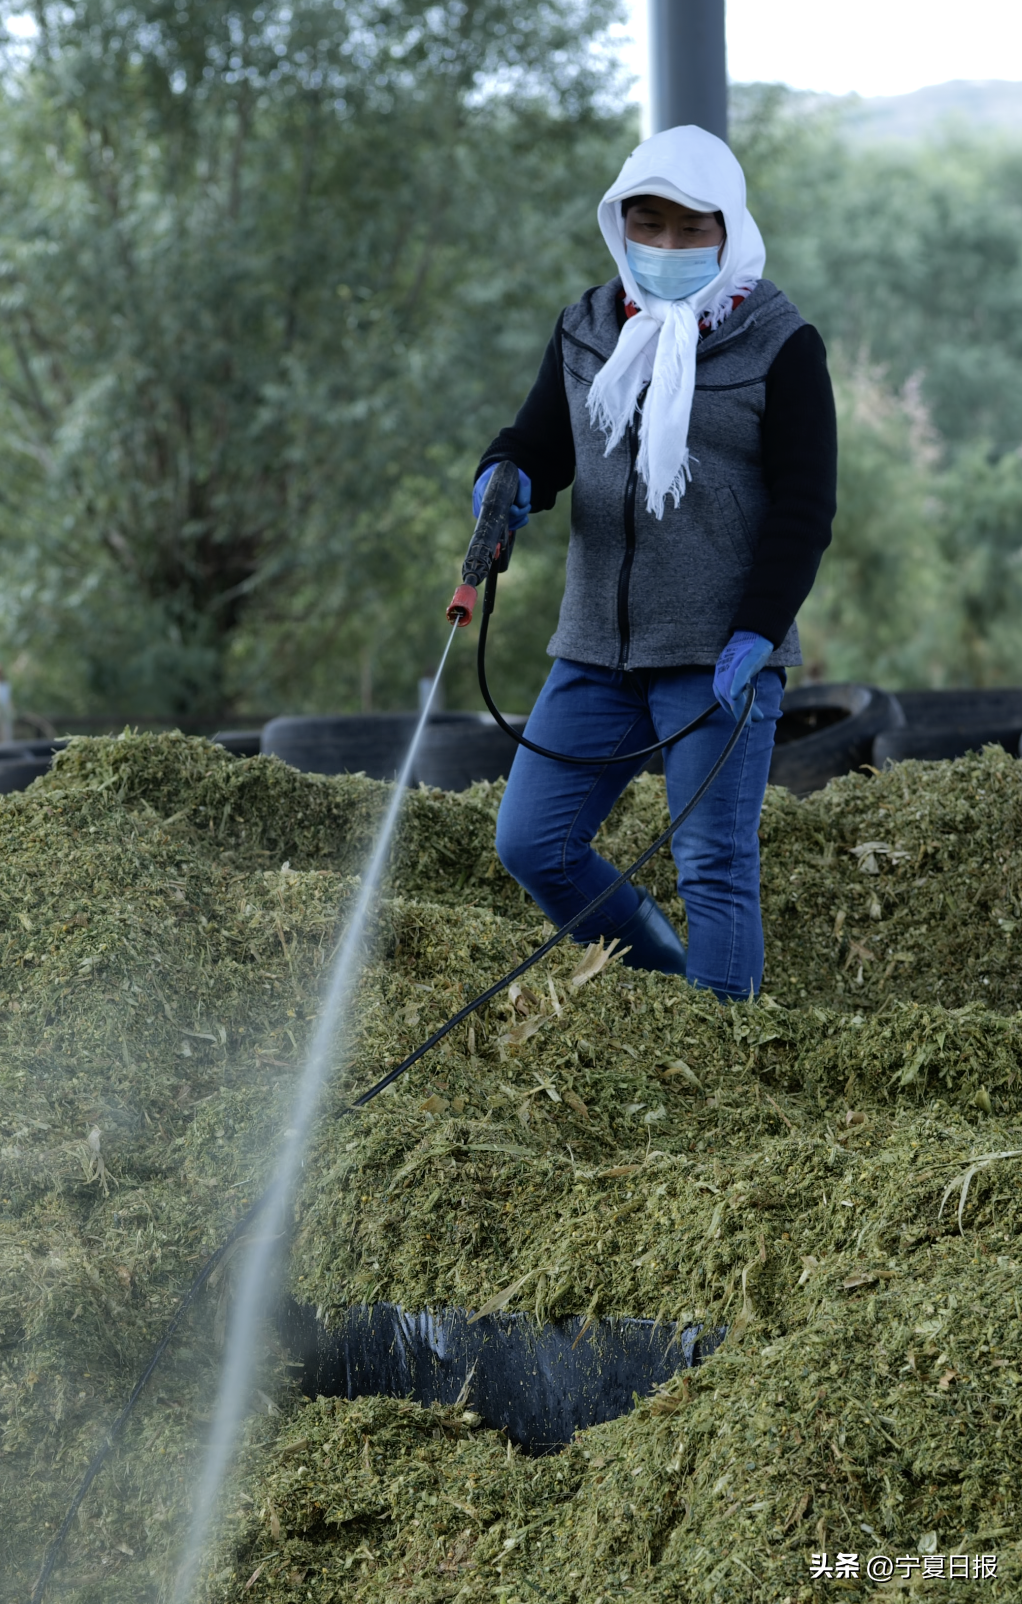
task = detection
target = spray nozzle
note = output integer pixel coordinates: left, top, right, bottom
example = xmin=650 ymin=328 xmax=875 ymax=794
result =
xmin=446 ymin=583 xmax=478 ymax=626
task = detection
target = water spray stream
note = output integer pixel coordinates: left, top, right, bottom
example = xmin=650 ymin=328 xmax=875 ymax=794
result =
xmin=172 ymin=622 xmax=460 ymax=1602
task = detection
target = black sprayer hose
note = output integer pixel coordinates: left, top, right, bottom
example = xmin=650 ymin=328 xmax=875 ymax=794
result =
xmin=345 ymin=684 xmax=753 ymax=1108
xmin=476 ymin=561 xmax=721 ymax=766
xmin=32 ymin=685 xmax=753 ymax=1604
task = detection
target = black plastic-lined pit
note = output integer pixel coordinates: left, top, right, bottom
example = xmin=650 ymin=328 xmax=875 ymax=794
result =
xmin=281 ymin=1300 xmax=724 ymax=1454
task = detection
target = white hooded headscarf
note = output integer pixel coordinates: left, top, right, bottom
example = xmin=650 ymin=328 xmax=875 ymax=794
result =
xmin=587 ymin=125 xmax=766 ymax=518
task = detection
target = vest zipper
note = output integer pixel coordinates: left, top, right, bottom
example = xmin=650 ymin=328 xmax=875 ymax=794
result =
xmin=617 ymin=418 xmax=639 ymax=669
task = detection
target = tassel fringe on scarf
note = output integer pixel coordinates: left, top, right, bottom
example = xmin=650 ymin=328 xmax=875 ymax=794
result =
xmin=586 ymin=283 xmax=756 ymax=519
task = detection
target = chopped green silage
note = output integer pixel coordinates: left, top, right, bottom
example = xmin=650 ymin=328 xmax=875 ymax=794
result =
xmin=3 ymin=735 xmax=1022 ymax=1602
xmin=603 ymin=744 xmax=1022 ymax=1015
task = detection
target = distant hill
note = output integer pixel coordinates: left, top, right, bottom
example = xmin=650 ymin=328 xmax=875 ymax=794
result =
xmin=837 ymin=79 xmax=1022 ymax=142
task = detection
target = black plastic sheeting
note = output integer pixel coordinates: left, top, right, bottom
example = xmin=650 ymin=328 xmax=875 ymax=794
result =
xmin=281 ymin=1300 xmax=725 ymax=1455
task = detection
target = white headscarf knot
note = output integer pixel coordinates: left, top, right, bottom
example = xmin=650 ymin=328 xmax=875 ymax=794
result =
xmin=587 ymin=124 xmax=766 ymax=518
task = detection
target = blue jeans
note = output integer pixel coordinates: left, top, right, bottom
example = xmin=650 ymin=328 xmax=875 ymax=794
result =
xmin=495 ymin=658 xmax=784 ymax=1000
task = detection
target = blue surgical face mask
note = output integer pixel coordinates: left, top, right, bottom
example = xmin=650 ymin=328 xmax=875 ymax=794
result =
xmin=625 ymin=238 xmax=722 ymax=302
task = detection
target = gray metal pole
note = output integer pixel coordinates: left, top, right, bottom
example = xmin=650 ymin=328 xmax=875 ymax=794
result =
xmin=649 ymin=0 xmax=728 ymax=143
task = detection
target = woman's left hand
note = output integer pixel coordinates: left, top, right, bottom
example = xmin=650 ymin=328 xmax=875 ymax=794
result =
xmin=713 ymin=631 xmax=774 ymax=722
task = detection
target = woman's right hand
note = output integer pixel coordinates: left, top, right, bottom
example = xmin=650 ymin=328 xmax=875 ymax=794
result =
xmin=473 ymin=463 xmax=532 ymax=530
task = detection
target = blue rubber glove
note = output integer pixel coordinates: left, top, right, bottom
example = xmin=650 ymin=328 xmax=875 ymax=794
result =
xmin=473 ymin=463 xmax=532 ymax=530
xmin=713 ymin=631 xmax=774 ymax=723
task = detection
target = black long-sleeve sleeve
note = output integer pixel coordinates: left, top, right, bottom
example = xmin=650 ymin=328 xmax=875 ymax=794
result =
xmin=730 ymin=323 xmax=837 ymax=645
xmin=477 ymin=311 xmax=575 ymax=512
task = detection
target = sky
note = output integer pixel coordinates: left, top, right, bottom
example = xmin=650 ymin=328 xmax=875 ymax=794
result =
xmin=621 ymin=0 xmax=1022 ymax=108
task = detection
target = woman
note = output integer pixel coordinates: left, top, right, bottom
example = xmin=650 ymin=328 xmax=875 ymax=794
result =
xmin=476 ymin=124 xmax=836 ymax=1001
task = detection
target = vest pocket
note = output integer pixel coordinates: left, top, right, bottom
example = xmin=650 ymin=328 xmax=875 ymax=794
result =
xmin=563 ymin=360 xmax=593 ymax=389
xmin=714 ymin=486 xmax=755 ymax=564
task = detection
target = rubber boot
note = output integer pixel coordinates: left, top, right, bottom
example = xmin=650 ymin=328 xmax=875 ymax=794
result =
xmin=607 ymin=886 xmax=687 ymax=976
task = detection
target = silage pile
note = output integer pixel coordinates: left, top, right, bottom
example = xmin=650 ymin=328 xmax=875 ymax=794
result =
xmin=1 ymin=735 xmax=1021 ymax=1602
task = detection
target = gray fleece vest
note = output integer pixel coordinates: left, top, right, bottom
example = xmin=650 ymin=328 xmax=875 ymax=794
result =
xmin=547 ymin=277 xmax=805 ymax=669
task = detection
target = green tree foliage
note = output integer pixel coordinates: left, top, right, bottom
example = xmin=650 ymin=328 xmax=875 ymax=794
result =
xmin=791 ymin=365 xmax=951 ymax=687
xmin=734 ymin=85 xmax=1022 ymax=451
xmin=732 ymin=86 xmax=1022 ymax=688
xmin=0 ymin=49 xmax=1021 ymax=716
xmin=0 ymin=0 xmax=628 ymax=717
xmin=937 ymin=444 xmax=1022 ymax=684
